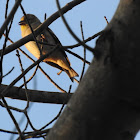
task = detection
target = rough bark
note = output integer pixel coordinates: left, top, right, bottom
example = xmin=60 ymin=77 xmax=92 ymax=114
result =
xmin=45 ymin=0 xmax=140 ymax=140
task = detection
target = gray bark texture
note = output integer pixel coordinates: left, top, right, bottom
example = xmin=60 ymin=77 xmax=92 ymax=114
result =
xmin=46 ymin=0 xmax=140 ymax=140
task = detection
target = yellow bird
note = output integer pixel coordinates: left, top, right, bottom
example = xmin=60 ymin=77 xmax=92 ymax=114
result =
xmin=19 ymin=14 xmax=78 ymax=82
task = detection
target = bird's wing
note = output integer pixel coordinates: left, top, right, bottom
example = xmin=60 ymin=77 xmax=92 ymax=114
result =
xmin=37 ymin=27 xmax=71 ymax=66
xmin=46 ymin=28 xmax=71 ymax=66
xmin=46 ymin=28 xmax=69 ymax=56
xmin=46 ymin=27 xmax=62 ymax=45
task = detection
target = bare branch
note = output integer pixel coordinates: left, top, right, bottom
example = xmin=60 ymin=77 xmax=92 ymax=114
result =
xmin=0 ymin=0 xmax=22 ymax=39
xmin=16 ymin=50 xmax=30 ymax=109
xmin=0 ymin=84 xmax=72 ymax=104
xmin=0 ymin=46 xmax=59 ymax=98
xmin=64 ymin=30 xmax=104 ymax=49
xmin=74 ymin=78 xmax=79 ymax=84
xmin=104 ymin=16 xmax=109 ymax=24
xmin=0 ymin=128 xmax=50 ymax=139
xmin=65 ymin=49 xmax=90 ymax=65
xmin=0 ymin=0 xmax=85 ymax=55
xmin=1 ymin=97 xmax=23 ymax=139
xmin=3 ymin=34 xmax=67 ymax=93
xmin=0 ymin=14 xmax=13 ymax=83
xmin=55 ymin=0 xmax=98 ymax=55
xmin=79 ymin=21 xmax=86 ymax=82
xmin=24 ymin=111 xmax=37 ymax=131
xmin=0 ymin=129 xmax=18 ymax=135
xmin=40 ymin=104 xmax=65 ymax=131
xmin=18 ymin=48 xmax=67 ymax=93
xmin=19 ymin=65 xmax=39 ymax=89
xmin=39 ymin=85 xmax=72 ymax=130
xmin=1 ymin=67 xmax=14 ymax=78
xmin=5 ymin=0 xmax=10 ymax=19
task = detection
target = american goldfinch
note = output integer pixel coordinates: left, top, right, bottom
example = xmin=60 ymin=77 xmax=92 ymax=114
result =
xmin=19 ymin=14 xmax=78 ymax=82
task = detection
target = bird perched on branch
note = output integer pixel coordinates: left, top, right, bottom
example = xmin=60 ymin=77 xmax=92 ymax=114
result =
xmin=19 ymin=14 xmax=78 ymax=82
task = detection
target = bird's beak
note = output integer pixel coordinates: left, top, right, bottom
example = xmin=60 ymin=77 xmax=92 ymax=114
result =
xmin=18 ymin=20 xmax=26 ymax=25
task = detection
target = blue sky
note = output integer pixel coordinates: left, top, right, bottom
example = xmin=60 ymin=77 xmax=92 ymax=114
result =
xmin=1 ymin=0 xmax=139 ymax=140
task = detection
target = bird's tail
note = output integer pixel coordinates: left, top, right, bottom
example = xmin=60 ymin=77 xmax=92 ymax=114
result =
xmin=65 ymin=68 xmax=79 ymax=82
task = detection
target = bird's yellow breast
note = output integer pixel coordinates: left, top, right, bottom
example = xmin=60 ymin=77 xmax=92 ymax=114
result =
xmin=20 ymin=25 xmax=28 ymax=34
xmin=20 ymin=25 xmax=31 ymax=38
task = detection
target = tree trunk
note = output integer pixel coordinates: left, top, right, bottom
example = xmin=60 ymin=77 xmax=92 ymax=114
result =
xmin=46 ymin=0 xmax=140 ymax=140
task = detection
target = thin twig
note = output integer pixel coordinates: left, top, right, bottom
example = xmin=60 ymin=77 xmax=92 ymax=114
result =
xmin=104 ymin=16 xmax=109 ymax=24
xmin=64 ymin=30 xmax=104 ymax=49
xmin=16 ymin=50 xmax=30 ymax=109
xmin=0 ymin=0 xmax=22 ymax=39
xmin=0 ymin=128 xmax=50 ymax=139
xmin=0 ymin=100 xmax=23 ymax=113
xmin=0 ymin=2 xmax=23 ymax=136
xmin=23 ymin=121 xmax=29 ymax=133
xmin=0 ymin=102 xmax=36 ymax=138
xmin=0 ymin=26 xmax=8 ymax=80
xmin=5 ymin=0 xmax=10 ymax=18
xmin=0 ymin=98 xmax=51 ymax=139
xmin=21 ymin=129 xmax=50 ymax=139
xmin=0 ymin=46 xmax=59 ymax=98
xmin=1 ymin=97 xmax=24 ymax=139
xmin=3 ymin=34 xmax=67 ymax=93
xmin=39 ymin=84 xmax=72 ymax=130
xmin=1 ymin=67 xmax=14 ymax=78
xmin=19 ymin=65 xmax=39 ymax=89
xmin=0 ymin=10 xmax=13 ymax=83
xmin=1 ymin=99 xmax=38 ymax=135
xmin=1 ymin=0 xmax=85 ymax=55
xmin=0 ymin=129 xmax=18 ymax=134
xmin=37 ymin=40 xmax=90 ymax=64
xmin=74 ymin=78 xmax=79 ymax=84
xmin=65 ymin=49 xmax=90 ymax=65
xmin=18 ymin=48 xmax=67 ymax=93
xmin=24 ymin=111 xmax=37 ymax=131
xmin=56 ymin=0 xmax=99 ymax=56
xmin=79 ymin=21 xmax=86 ymax=82
xmin=44 ymin=13 xmax=47 ymax=20
xmin=39 ymin=104 xmax=65 ymax=130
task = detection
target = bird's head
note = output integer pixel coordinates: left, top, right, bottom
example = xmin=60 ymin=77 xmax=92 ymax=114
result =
xmin=19 ymin=14 xmax=41 ymax=36
xmin=19 ymin=14 xmax=39 ymax=26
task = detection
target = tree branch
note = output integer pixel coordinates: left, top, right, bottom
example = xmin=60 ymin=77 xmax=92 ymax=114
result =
xmin=45 ymin=0 xmax=140 ymax=140
xmin=0 ymin=0 xmax=22 ymax=39
xmin=0 ymin=0 xmax=86 ymax=56
xmin=0 ymin=84 xmax=72 ymax=104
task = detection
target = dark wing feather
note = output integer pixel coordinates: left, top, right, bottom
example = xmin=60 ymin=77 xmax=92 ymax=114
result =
xmin=46 ymin=27 xmax=69 ymax=61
